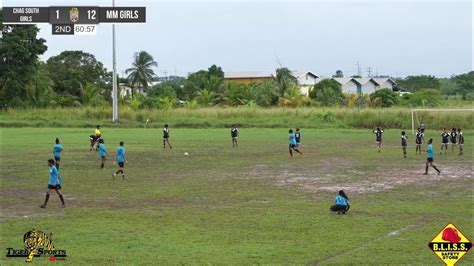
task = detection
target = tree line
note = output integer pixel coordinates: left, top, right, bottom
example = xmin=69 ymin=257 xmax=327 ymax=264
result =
xmin=1 ymin=19 xmax=473 ymax=109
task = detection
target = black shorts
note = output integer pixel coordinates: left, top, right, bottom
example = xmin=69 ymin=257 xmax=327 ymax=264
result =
xmin=289 ymin=144 xmax=297 ymax=149
xmin=427 ymin=158 xmax=434 ymax=162
xmin=54 ymin=157 xmax=61 ymax=162
xmin=48 ymin=184 xmax=61 ymax=189
xmin=118 ymin=162 xmax=124 ymax=167
xmin=330 ymin=205 xmax=349 ymax=212
xmin=101 ymin=156 xmax=106 ymax=159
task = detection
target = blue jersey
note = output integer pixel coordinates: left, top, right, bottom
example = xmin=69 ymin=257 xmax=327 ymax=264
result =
xmin=48 ymin=165 xmax=61 ymax=185
xmin=427 ymin=144 xmax=434 ymax=159
xmin=117 ymin=146 xmax=125 ymax=163
xmin=53 ymin=144 xmax=63 ymax=159
xmin=99 ymin=143 xmax=107 ymax=157
xmin=335 ymin=195 xmax=349 ymax=206
xmin=289 ymin=133 xmax=297 ymax=145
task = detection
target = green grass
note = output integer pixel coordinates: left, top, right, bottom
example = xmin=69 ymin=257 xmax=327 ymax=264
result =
xmin=0 ymin=128 xmax=472 ymax=265
xmin=1 ymin=106 xmax=473 ymax=129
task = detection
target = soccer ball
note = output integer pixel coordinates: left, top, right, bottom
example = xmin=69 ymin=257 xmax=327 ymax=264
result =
xmin=184 ymin=152 xmax=189 ymax=156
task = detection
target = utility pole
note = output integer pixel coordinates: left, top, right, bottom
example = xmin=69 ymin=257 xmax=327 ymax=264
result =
xmin=162 ymin=70 xmax=168 ymax=82
xmin=112 ymin=0 xmax=118 ymax=122
xmin=357 ymin=61 xmax=362 ymax=77
xmin=367 ymin=67 xmax=372 ymax=77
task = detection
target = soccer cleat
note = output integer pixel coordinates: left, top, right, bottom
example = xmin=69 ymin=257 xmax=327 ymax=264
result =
xmin=113 ymin=173 xmax=116 ymax=180
xmin=39 ymin=205 xmax=46 ymax=208
xmin=437 ymin=171 xmax=441 ymax=176
xmin=59 ymin=204 xmax=66 ymax=208
xmin=122 ymin=174 xmax=126 ymax=180
xmin=423 ymin=172 xmax=428 ymax=175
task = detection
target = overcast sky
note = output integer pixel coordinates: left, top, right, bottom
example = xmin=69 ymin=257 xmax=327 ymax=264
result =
xmin=3 ymin=0 xmax=473 ymax=78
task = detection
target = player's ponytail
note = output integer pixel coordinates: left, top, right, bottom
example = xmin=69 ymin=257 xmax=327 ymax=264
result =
xmin=339 ymin=190 xmax=349 ymax=200
xmin=55 ymin=138 xmax=60 ymax=144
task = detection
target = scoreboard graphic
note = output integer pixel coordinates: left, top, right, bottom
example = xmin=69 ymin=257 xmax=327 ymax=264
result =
xmin=2 ymin=6 xmax=146 ymax=35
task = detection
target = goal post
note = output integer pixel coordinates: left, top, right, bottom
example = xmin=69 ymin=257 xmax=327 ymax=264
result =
xmin=411 ymin=108 xmax=474 ymax=135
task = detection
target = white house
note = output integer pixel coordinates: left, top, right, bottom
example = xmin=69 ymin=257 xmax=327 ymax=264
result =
xmin=292 ymin=71 xmax=320 ymax=95
xmin=118 ymin=80 xmax=161 ymax=98
xmin=331 ymin=77 xmax=396 ymax=94
xmin=353 ymin=78 xmax=378 ymax=94
xmin=371 ymin=78 xmax=396 ymax=90
xmin=332 ymin=78 xmax=359 ymax=94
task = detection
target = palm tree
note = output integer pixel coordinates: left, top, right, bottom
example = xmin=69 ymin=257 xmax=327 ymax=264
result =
xmin=273 ymin=68 xmax=297 ymax=96
xmin=81 ymin=83 xmax=100 ymax=105
xmin=125 ymin=51 xmax=157 ymax=98
xmin=277 ymin=85 xmax=309 ymax=107
xmin=27 ymin=63 xmax=53 ymax=107
xmin=196 ymin=89 xmax=216 ymax=106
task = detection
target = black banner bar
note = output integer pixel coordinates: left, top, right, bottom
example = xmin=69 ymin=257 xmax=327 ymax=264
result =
xmin=2 ymin=7 xmax=49 ymax=23
xmin=99 ymin=7 xmax=146 ymax=23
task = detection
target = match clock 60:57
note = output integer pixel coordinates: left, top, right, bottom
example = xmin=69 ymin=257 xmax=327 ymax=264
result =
xmin=52 ymin=24 xmax=97 ymax=35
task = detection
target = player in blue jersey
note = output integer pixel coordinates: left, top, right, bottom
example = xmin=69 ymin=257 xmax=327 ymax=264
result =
xmin=40 ymin=159 xmax=65 ymax=208
xmin=113 ymin=141 xmax=126 ymax=180
xmin=53 ymin=138 xmax=63 ymax=170
xmin=98 ymin=139 xmax=109 ymax=169
xmin=288 ymin=129 xmax=302 ymax=157
xmin=330 ymin=190 xmax=350 ymax=214
xmin=424 ymin=138 xmax=440 ymax=175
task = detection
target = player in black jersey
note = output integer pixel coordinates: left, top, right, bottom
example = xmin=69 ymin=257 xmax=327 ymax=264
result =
xmin=450 ymin=128 xmax=458 ymax=152
xmin=440 ymin=128 xmax=449 ymax=154
xmin=458 ymin=128 xmax=464 ymax=155
xmin=231 ymin=125 xmax=239 ymax=147
xmin=419 ymin=122 xmax=425 ymax=133
xmin=415 ymin=128 xmax=424 ymax=155
xmin=163 ymin=124 xmax=172 ymax=149
xmin=295 ymin=128 xmax=301 ymax=148
xmin=401 ymin=131 xmax=408 ymax=158
xmin=373 ymin=126 xmax=384 ymax=152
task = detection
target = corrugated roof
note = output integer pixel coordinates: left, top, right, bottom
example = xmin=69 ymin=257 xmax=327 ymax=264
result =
xmin=224 ymin=70 xmax=319 ymax=79
xmin=224 ymin=71 xmax=275 ymax=79
xmin=291 ymin=71 xmax=319 ymax=78
xmin=332 ymin=78 xmax=353 ymax=85
xmin=371 ymin=78 xmax=396 ymax=85
xmin=353 ymin=78 xmax=378 ymax=85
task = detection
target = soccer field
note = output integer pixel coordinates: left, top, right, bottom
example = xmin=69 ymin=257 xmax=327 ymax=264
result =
xmin=1 ymin=127 xmax=472 ymax=265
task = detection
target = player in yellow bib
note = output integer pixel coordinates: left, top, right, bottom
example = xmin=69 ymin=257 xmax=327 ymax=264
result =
xmin=90 ymin=125 xmax=102 ymax=151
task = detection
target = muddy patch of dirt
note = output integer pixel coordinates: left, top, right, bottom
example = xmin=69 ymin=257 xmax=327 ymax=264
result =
xmin=277 ymin=163 xmax=472 ymax=195
xmin=0 ymin=189 xmax=66 ymax=222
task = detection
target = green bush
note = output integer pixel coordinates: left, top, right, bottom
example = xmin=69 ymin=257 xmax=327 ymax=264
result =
xmin=370 ymin=89 xmax=399 ymax=107
xmin=410 ymin=88 xmax=442 ymax=107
